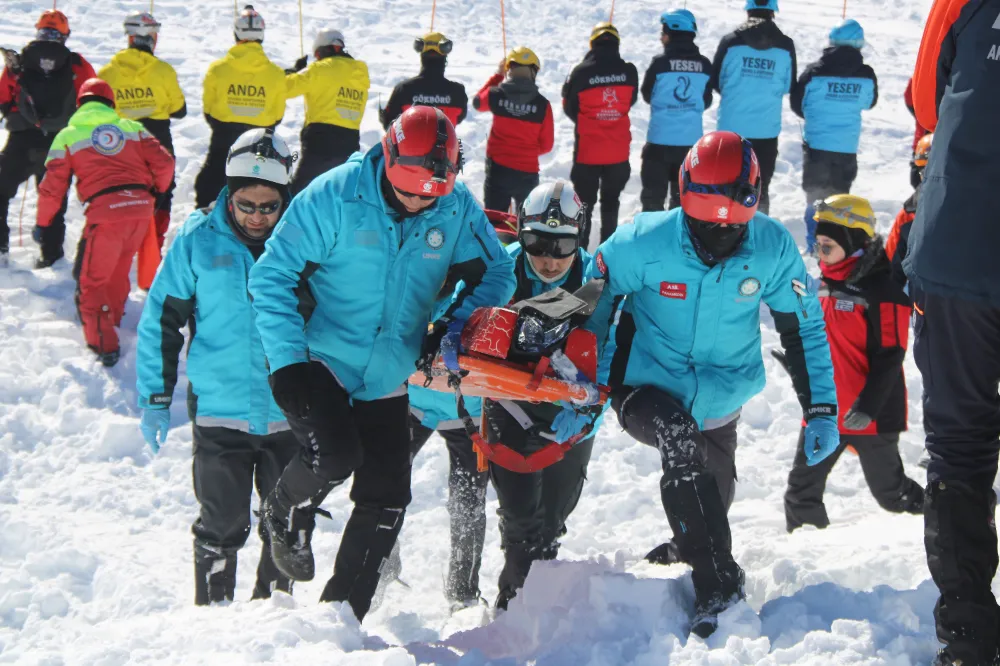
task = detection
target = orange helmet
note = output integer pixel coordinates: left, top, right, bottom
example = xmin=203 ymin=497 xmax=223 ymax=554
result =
xmin=912 ymin=133 xmax=933 ymax=168
xmin=36 ymin=10 xmax=70 ymax=36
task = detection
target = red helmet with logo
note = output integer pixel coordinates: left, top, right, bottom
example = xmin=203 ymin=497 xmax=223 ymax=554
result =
xmin=77 ymin=78 xmax=115 ymax=108
xmin=382 ymin=106 xmax=462 ymax=197
xmin=679 ymin=131 xmax=761 ymax=224
xmin=36 ymin=9 xmax=70 ymax=36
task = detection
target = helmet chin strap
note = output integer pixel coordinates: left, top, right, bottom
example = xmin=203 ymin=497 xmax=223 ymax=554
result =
xmin=526 ymin=254 xmax=571 ymax=284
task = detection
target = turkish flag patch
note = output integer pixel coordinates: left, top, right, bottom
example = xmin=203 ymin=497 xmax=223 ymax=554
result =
xmin=660 ymin=282 xmax=687 ymax=299
xmin=595 ymin=252 xmax=607 ymax=277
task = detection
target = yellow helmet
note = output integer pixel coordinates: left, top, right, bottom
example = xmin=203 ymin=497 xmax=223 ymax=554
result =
xmin=813 ymin=193 xmax=875 ymax=238
xmin=590 ymin=22 xmax=620 ymax=44
xmin=413 ymin=32 xmax=453 ymax=56
xmin=505 ymin=46 xmax=540 ymax=70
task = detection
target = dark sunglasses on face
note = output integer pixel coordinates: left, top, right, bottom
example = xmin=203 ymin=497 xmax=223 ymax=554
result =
xmin=520 ymin=230 xmax=579 ymax=258
xmin=393 ymin=187 xmax=436 ymax=202
xmin=234 ymin=198 xmax=282 ymax=215
xmin=816 ymin=242 xmax=840 ymax=256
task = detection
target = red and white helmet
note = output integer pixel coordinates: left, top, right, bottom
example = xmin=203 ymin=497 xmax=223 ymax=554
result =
xmin=382 ymin=106 xmax=462 ymax=197
xmin=679 ymin=131 xmax=761 ymax=224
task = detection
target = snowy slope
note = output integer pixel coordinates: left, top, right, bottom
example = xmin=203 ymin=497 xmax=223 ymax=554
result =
xmin=0 ymin=0 xmax=968 ymax=663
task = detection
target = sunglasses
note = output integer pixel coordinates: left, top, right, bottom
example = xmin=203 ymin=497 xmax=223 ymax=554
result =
xmin=816 ymin=242 xmax=841 ymax=256
xmin=233 ymin=198 xmax=282 ymax=215
xmin=520 ymin=230 xmax=579 ymax=258
xmin=393 ymin=187 xmax=436 ymax=202
xmin=413 ymin=37 xmax=453 ymax=55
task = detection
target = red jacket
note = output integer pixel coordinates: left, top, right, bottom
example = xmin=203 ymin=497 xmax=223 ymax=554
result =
xmin=37 ymin=102 xmax=175 ymax=227
xmin=902 ymin=78 xmax=928 ymax=151
xmin=0 ymin=45 xmax=95 ymax=131
xmin=885 ymin=188 xmax=919 ymax=288
xmin=473 ymin=73 xmax=554 ymax=173
xmin=818 ymin=245 xmax=910 ymax=435
xmin=561 ymin=45 xmax=638 ymax=165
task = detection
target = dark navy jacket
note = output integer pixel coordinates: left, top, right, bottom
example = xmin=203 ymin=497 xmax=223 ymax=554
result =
xmin=791 ymin=46 xmax=877 ymax=154
xmin=641 ymin=36 xmax=713 ymax=147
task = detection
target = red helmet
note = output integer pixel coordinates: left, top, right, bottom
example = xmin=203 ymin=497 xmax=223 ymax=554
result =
xmin=77 ymin=78 xmax=115 ymax=108
xmin=382 ymin=106 xmax=462 ymax=198
xmin=36 ymin=10 xmax=70 ymax=36
xmin=679 ymin=131 xmax=761 ymax=224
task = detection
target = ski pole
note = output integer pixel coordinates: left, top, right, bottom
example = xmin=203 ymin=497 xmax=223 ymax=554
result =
xmin=17 ymin=181 xmax=27 ymax=247
xmin=298 ymin=0 xmax=304 ymax=57
xmin=430 ymin=0 xmax=437 ymax=31
xmin=500 ymin=0 xmax=507 ymax=53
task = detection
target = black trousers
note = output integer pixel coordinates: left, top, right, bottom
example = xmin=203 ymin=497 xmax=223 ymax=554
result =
xmin=615 ymin=386 xmax=744 ymax=605
xmin=0 ymin=129 xmax=67 ymax=259
xmin=290 ymin=123 xmax=360 ymax=195
xmin=194 ymin=121 xmax=256 ymax=208
xmin=570 ymin=161 xmax=631 ymax=249
xmin=801 ymin=143 xmax=858 ymax=201
xmin=483 ymin=159 xmax=539 ymax=214
xmin=784 ymin=430 xmax=923 ymax=532
xmin=409 ymin=419 xmax=489 ymax=602
xmin=483 ymin=400 xmax=595 ymax=601
xmin=271 ymin=362 xmax=412 ymax=621
xmin=139 ymin=118 xmax=176 ymax=214
xmin=747 ymin=137 xmax=778 ymax=216
xmin=914 ymin=292 xmax=1000 ymax=663
xmin=191 ymin=424 xmax=298 ymax=604
xmin=640 ymin=143 xmax=689 ymax=212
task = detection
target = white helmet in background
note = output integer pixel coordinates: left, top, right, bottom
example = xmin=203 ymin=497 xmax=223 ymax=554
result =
xmin=124 ymin=11 xmax=160 ymax=37
xmin=234 ymin=5 xmax=265 ymax=42
xmin=519 ymin=180 xmax=585 ymax=236
xmin=313 ymin=28 xmax=345 ymax=53
xmin=226 ymin=128 xmax=293 ymax=187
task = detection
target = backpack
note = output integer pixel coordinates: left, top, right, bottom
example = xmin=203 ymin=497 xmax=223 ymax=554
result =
xmin=16 ymin=40 xmax=76 ymax=134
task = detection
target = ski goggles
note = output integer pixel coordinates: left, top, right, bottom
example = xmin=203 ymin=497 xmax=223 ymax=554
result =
xmin=813 ymin=199 xmax=875 ymax=236
xmin=36 ymin=28 xmax=68 ymax=43
xmin=233 ymin=198 xmax=282 ymax=215
xmin=393 ymin=187 xmax=435 ymax=202
xmin=227 ymin=133 xmax=295 ymax=173
xmin=413 ymin=36 xmax=453 ymax=55
xmin=519 ymin=230 xmax=579 ymax=259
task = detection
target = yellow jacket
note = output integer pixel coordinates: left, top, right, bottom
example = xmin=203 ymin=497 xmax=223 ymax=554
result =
xmin=286 ymin=54 xmax=369 ymax=129
xmin=98 ymin=48 xmax=185 ymax=121
xmin=203 ymin=42 xmax=286 ymax=126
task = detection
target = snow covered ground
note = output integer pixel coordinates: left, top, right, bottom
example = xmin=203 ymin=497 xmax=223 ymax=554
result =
xmin=0 ymin=0 xmax=974 ymax=663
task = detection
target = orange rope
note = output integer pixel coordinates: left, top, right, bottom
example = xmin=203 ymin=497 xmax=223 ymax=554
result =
xmin=842 ymin=0 xmax=847 ymax=18
xmin=500 ymin=0 xmax=507 ymax=53
xmin=430 ymin=0 xmax=437 ymax=31
xmin=609 ymin=0 xmax=616 ymax=23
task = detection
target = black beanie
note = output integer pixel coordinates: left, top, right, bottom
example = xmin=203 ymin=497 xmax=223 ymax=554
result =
xmin=815 ymin=220 xmax=871 ymax=256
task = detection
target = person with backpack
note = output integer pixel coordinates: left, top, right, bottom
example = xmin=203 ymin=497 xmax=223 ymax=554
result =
xmin=791 ymin=19 xmax=877 ymax=254
xmin=0 ymin=10 xmax=96 ymax=268
xmin=379 ymin=32 xmax=468 ymax=130
xmin=35 ymin=79 xmax=174 ymax=367
xmin=98 ymin=11 xmax=186 ymax=256
xmin=710 ymin=0 xmax=796 ymax=215
xmin=562 ymin=23 xmax=639 ymax=248
xmin=472 ymin=47 xmax=554 ymax=214
xmin=284 ymin=29 xmax=370 ymax=193
xmin=783 ymin=194 xmax=923 ymax=532
xmin=137 ymin=129 xmax=299 ymax=605
xmin=194 ymin=5 xmax=287 ymax=208
xmin=639 ymin=9 xmax=713 ymax=212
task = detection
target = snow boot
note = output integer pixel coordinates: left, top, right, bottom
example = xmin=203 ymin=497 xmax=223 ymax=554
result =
xmin=251 ymin=539 xmax=293 ymax=600
xmin=368 ymin=539 xmax=403 ymax=614
xmin=194 ymin=543 xmax=237 ymax=605
xmin=34 ymin=252 xmax=62 ymax=269
xmin=260 ymin=491 xmax=325 ymax=582
xmin=645 ymin=540 xmax=684 ymax=565
xmin=100 ymin=349 xmax=120 ymax=368
xmin=494 ymin=542 xmax=539 ymax=611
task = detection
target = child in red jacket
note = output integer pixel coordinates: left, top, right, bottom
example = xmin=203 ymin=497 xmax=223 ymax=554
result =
xmin=783 ymin=194 xmax=923 ymax=532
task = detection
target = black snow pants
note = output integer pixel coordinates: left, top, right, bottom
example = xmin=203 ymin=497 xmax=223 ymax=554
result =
xmin=483 ymin=399 xmax=595 ymax=607
xmin=191 ymin=424 xmax=297 ymax=604
xmin=914 ymin=291 xmax=1000 ymax=664
xmin=290 ymin=123 xmax=360 ymax=195
xmin=483 ymin=158 xmax=539 ymax=214
xmin=746 ymin=137 xmax=778 ymax=216
xmin=409 ymin=418 xmax=489 ymax=603
xmin=269 ymin=362 xmax=412 ymax=621
xmin=570 ymin=160 xmax=631 ymax=249
xmin=194 ymin=120 xmax=257 ymax=208
xmin=640 ymin=143 xmax=689 ymax=212
xmin=615 ymin=386 xmax=744 ymax=607
xmin=784 ymin=430 xmax=924 ymax=532
xmin=0 ymin=128 xmax=68 ymax=260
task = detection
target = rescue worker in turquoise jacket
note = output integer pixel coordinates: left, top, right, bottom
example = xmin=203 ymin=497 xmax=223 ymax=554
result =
xmin=247 ymin=106 xmax=516 ymax=622
xmin=136 ymin=129 xmax=298 ymax=605
xmin=584 ymin=131 xmax=838 ymax=637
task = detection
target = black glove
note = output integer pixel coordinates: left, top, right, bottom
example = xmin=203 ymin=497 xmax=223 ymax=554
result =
xmin=842 ymin=408 xmax=873 ymax=431
xmin=32 ymin=225 xmax=45 ymax=244
xmin=294 ymin=55 xmax=308 ymax=72
xmin=416 ymin=320 xmax=449 ymax=374
xmin=268 ymin=362 xmax=313 ymax=419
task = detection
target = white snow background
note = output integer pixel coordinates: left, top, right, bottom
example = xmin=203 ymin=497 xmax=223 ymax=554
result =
xmin=0 ymin=0 xmax=975 ymax=663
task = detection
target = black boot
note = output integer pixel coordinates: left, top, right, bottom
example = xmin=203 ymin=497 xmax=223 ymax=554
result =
xmin=495 ymin=541 xmax=539 ymax=611
xmin=194 ymin=543 xmax=237 ymax=606
xmin=260 ymin=491 xmax=324 ymax=582
xmin=319 ymin=504 xmax=405 ymax=621
xmin=251 ymin=539 xmax=293 ymax=600
xmin=645 ymin=540 xmax=685 ymax=565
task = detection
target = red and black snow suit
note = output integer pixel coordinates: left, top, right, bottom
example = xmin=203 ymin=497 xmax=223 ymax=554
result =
xmin=379 ymin=56 xmax=467 ymax=130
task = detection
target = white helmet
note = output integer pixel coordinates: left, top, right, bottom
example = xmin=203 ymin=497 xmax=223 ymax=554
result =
xmin=313 ymin=28 xmax=345 ymax=53
xmin=226 ymin=129 xmax=293 ymax=187
xmin=234 ymin=5 xmax=265 ymax=42
xmin=124 ymin=11 xmax=160 ymax=37
xmin=519 ymin=180 xmax=585 ymax=236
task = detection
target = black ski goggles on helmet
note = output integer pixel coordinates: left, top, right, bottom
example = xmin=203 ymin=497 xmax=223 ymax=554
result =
xmin=386 ymin=114 xmax=463 ymax=182
xmin=519 ymin=230 xmax=579 ymax=259
xmin=683 ymin=137 xmax=761 ymax=208
xmin=413 ymin=36 xmax=453 ymax=55
xmin=227 ymin=130 xmax=295 ymax=172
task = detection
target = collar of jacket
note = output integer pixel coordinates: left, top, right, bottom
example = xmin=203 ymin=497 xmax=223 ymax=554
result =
xmin=419 ymin=56 xmax=447 ymax=78
xmin=820 ymin=236 xmax=887 ymax=285
xmin=664 ymin=35 xmax=700 ymax=56
xmin=349 ymin=144 xmax=457 ymax=221
xmin=586 ymin=43 xmax=622 ymax=65
xmin=72 ymin=101 xmax=122 ymax=125
xmin=498 ymin=76 xmax=539 ymax=104
xmin=227 ymin=41 xmax=268 ymax=65
xmin=735 ymin=18 xmax=784 ymax=50
xmin=819 ymin=44 xmax=863 ymax=72
xmin=680 ymin=213 xmax=759 ymax=263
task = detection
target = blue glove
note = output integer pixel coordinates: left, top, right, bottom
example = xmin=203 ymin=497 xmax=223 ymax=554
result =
xmin=440 ymin=319 xmax=465 ymax=373
xmin=141 ymin=408 xmax=170 ymax=454
xmin=803 ymin=416 xmax=839 ymax=466
xmin=32 ymin=225 xmax=44 ymax=244
xmin=551 ymin=406 xmax=592 ymax=442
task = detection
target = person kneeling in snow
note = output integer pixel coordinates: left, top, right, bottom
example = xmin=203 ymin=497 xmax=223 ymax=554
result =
xmin=36 ymin=77 xmax=174 ymax=367
xmin=136 ymin=129 xmax=299 ymax=604
xmin=783 ymin=195 xmax=923 ymax=532
xmin=583 ymin=131 xmax=838 ymax=637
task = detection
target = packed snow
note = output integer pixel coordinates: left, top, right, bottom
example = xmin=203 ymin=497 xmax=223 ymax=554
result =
xmin=0 ymin=0 xmax=976 ymax=663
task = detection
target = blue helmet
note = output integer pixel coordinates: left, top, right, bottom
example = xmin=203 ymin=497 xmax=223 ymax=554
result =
xmin=660 ymin=9 xmax=697 ymax=34
xmin=744 ymin=0 xmax=778 ymax=11
xmin=829 ymin=18 xmax=865 ymax=48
